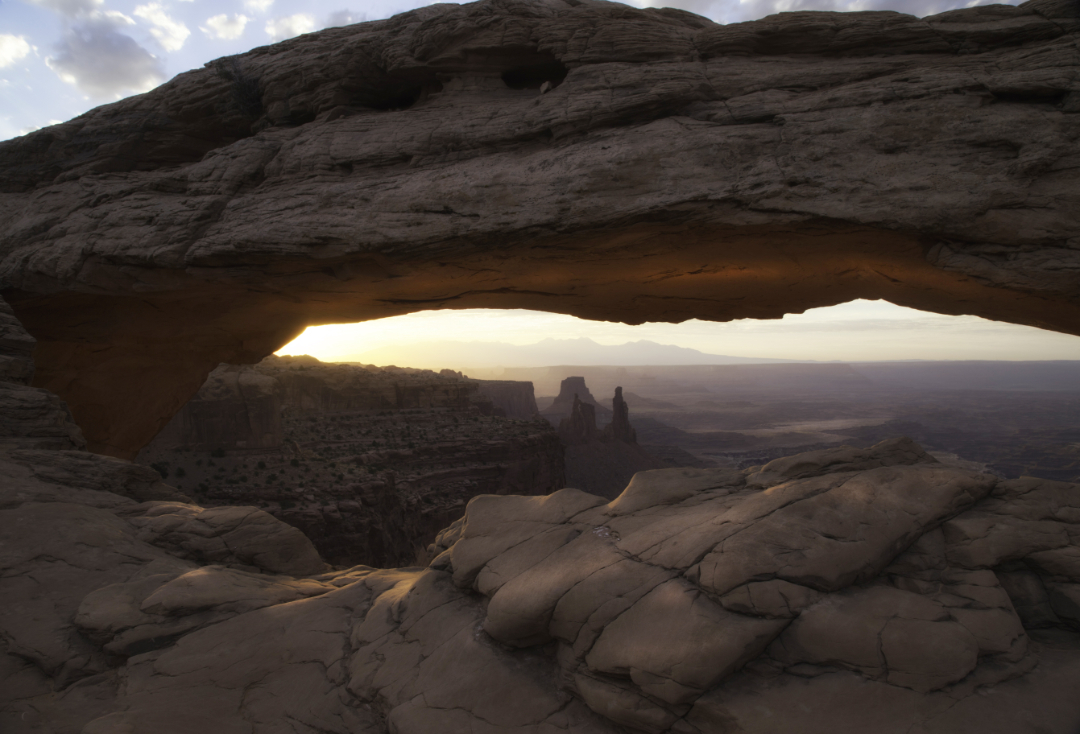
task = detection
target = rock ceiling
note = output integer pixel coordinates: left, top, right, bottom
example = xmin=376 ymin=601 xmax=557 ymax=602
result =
xmin=0 ymin=0 xmax=1077 ymax=456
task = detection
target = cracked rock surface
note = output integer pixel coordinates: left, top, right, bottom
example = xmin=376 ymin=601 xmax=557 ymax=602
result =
xmin=1 ymin=0 xmax=1078 ymax=458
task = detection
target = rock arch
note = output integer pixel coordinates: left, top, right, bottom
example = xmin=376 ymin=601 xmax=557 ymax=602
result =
xmin=1 ymin=0 xmax=1078 ymax=457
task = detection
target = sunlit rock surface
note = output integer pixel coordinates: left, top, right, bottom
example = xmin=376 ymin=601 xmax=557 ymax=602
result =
xmin=2 ymin=298 xmax=1079 ymax=733
xmin=1 ymin=0 xmax=1078 ymax=457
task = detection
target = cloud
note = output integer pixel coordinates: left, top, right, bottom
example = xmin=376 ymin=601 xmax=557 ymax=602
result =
xmin=25 ymin=0 xmax=103 ymax=18
xmin=45 ymin=13 xmax=165 ymax=99
xmin=18 ymin=119 xmax=64 ymax=135
xmin=636 ymin=0 xmax=1018 ymax=23
xmin=0 ymin=35 xmax=32 ymax=68
xmin=201 ymin=13 xmax=250 ymax=40
xmin=134 ymin=3 xmax=190 ymax=52
xmin=265 ymin=13 xmax=316 ymax=41
xmin=324 ymin=9 xmax=366 ymax=27
xmin=244 ymin=0 xmax=274 ymax=13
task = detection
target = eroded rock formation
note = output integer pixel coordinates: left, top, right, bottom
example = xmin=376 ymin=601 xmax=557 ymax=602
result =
xmin=472 ymin=379 xmax=541 ymax=420
xmin=1 ymin=0 xmax=1078 ymax=457
xmin=0 ymin=299 xmax=87 ymax=453
xmin=545 ymin=375 xmax=613 ymax=426
xmin=137 ymin=355 xmax=564 ymax=566
xmin=557 ymin=382 xmax=671 ymax=498
xmin=559 ymin=393 xmax=603 ymax=445
xmin=146 ymin=354 xmax=500 ymax=451
xmin=605 ymin=385 xmax=637 ymax=443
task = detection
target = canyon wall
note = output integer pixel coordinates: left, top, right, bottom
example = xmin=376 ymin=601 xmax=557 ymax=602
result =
xmin=138 ymin=355 xmax=563 ymax=566
xmin=147 ymin=355 xmax=492 ymax=452
xmin=0 ymin=0 xmax=1077 ymax=457
xmin=472 ymin=379 xmax=540 ymax=420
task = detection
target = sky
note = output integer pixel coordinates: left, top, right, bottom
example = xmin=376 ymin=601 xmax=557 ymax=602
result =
xmin=5 ymin=0 xmax=1071 ymax=365
xmin=276 ymin=301 xmax=1080 ymax=364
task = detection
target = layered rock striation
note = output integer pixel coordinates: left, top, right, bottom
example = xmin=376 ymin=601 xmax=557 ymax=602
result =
xmin=2 ymin=0 xmax=1078 ymax=457
xmin=0 ymin=299 xmax=87 ymax=453
xmin=146 ymin=354 xmax=503 ymax=451
xmin=137 ymin=355 xmax=564 ymax=567
xmin=472 ymin=379 xmax=541 ymax=420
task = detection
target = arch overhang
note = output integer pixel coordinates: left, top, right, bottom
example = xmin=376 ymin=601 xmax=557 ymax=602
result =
xmin=1 ymin=0 xmax=1078 ymax=457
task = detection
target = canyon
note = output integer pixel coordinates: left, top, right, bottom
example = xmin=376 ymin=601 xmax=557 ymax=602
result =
xmin=1 ymin=0 xmax=1080 ymax=730
xmin=520 ymin=362 xmax=1080 ymax=483
xmin=136 ymin=355 xmax=562 ymax=567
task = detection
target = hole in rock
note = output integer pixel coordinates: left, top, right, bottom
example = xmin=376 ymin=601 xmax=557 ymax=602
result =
xmin=135 ymin=301 xmax=1080 ymax=570
xmin=358 ymin=73 xmax=444 ymax=112
xmin=501 ymin=57 xmax=570 ymax=90
xmin=992 ymin=90 xmax=1068 ymax=106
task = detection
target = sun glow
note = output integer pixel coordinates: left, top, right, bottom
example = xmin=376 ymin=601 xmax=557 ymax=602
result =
xmin=275 ymin=300 xmax=1080 ymax=367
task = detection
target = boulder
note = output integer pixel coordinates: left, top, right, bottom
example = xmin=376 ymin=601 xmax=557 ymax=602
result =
xmin=124 ymin=502 xmax=329 ymax=576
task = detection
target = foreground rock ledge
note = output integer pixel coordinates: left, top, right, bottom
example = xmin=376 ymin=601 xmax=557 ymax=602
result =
xmin=1 ymin=0 xmax=1079 ymax=457
xmin=3 ymin=424 xmax=1080 ymax=731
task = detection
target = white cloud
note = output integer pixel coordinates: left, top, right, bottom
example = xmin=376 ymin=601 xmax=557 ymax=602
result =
xmin=633 ymin=0 xmax=1021 ymax=23
xmin=244 ymin=0 xmax=274 ymax=13
xmin=0 ymin=35 xmax=32 ymax=68
xmin=134 ymin=3 xmax=190 ymax=52
xmin=265 ymin=13 xmax=316 ymax=41
xmin=201 ymin=13 xmax=250 ymax=40
xmin=324 ymin=9 xmax=366 ymax=27
xmin=26 ymin=0 xmax=103 ymax=18
xmin=45 ymin=14 xmax=165 ymax=99
xmin=17 ymin=119 xmax=64 ymax=135
xmin=101 ymin=9 xmax=136 ymax=24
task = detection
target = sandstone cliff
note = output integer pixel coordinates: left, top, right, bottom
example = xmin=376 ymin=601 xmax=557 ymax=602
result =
xmin=556 ymin=381 xmax=667 ymax=498
xmin=0 ymin=299 xmax=86 ymax=453
xmin=543 ymin=375 xmax=613 ymax=425
xmin=3 ymin=0 xmax=1078 ymax=458
xmin=146 ymin=355 xmax=496 ymax=452
xmin=604 ymin=385 xmax=637 ymax=443
xmin=472 ymin=379 xmax=540 ymax=420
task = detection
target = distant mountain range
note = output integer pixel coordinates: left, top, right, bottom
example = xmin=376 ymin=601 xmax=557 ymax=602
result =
xmin=347 ymin=338 xmax=807 ymax=369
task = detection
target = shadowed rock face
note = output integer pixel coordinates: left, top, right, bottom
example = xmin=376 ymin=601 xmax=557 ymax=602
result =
xmin=1 ymin=0 xmax=1079 ymax=457
xmin=472 ymin=379 xmax=540 ymax=420
xmin=605 ymin=385 xmax=636 ymax=443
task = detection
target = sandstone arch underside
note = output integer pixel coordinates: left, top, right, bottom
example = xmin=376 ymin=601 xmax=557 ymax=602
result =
xmin=0 ymin=0 xmax=1078 ymax=458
